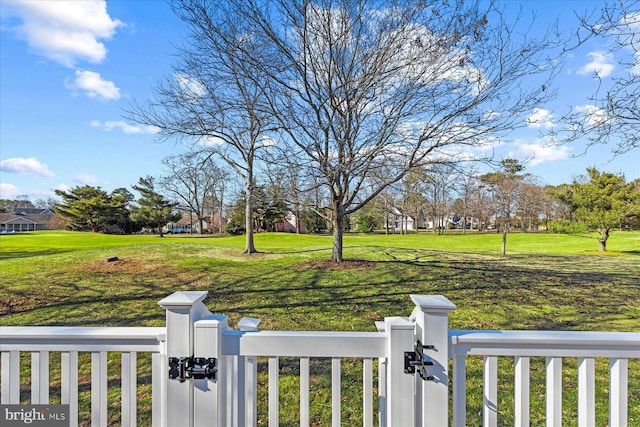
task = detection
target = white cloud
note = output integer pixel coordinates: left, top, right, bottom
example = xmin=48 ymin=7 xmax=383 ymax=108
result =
xmin=0 ymin=157 xmax=55 ymax=177
xmin=73 ymin=173 xmax=98 ymax=185
xmin=54 ymin=183 xmax=70 ymax=193
xmin=197 ymin=136 xmax=226 ymax=146
xmin=526 ymin=108 xmax=554 ymax=129
xmin=176 ymin=73 xmax=206 ymax=101
xmin=3 ymin=0 xmax=123 ymax=67
xmin=0 ymin=183 xmax=20 ymax=199
xmin=65 ymin=70 xmax=120 ymax=101
xmin=575 ymin=104 xmax=610 ymax=127
xmin=577 ymin=51 xmax=615 ymax=78
xmin=511 ymin=140 xmax=571 ymax=166
xmin=258 ymin=135 xmax=277 ymax=148
xmin=90 ymin=120 xmax=160 ymax=134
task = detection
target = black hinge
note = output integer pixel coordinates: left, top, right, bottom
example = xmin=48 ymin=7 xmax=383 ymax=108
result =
xmin=404 ymin=340 xmax=435 ymax=381
xmin=168 ymin=357 xmax=217 ymax=382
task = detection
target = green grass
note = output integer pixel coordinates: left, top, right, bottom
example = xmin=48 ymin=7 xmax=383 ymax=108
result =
xmin=1 ymin=230 xmax=639 ymax=426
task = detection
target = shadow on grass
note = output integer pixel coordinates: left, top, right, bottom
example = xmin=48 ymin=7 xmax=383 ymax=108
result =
xmin=0 ymin=249 xmax=74 ymax=259
xmin=2 ymin=248 xmax=638 ymax=333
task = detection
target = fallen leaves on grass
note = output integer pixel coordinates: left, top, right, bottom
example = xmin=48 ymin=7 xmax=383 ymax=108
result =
xmin=298 ymin=259 xmax=377 ymax=270
xmin=77 ymin=258 xmax=165 ymax=274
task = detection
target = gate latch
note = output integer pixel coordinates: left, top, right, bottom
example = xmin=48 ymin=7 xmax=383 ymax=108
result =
xmin=404 ymin=340 xmax=435 ymax=381
xmin=168 ymin=357 xmax=217 ymax=382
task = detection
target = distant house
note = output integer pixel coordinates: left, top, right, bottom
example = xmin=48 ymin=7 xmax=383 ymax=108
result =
xmin=164 ymin=214 xmax=212 ymax=234
xmin=0 ymin=209 xmax=56 ymax=232
xmin=164 ymin=215 xmax=194 ymax=234
xmin=385 ymin=207 xmax=415 ymax=231
xmin=424 ymin=214 xmax=480 ymax=230
xmin=275 ymin=211 xmax=307 ymax=233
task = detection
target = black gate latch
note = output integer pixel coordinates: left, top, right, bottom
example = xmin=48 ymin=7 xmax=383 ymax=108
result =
xmin=168 ymin=357 xmax=217 ymax=382
xmin=404 ymin=340 xmax=435 ymax=381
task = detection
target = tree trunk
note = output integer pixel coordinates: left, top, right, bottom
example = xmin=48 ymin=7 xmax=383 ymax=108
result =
xmin=245 ymin=182 xmax=257 ymax=254
xmin=332 ymin=202 xmax=344 ymax=262
xmin=598 ymin=227 xmax=610 ymax=251
xmin=501 ymin=229 xmax=507 ymax=256
xmin=501 ymin=215 xmax=509 ymax=256
xmin=219 ymin=181 xmax=225 ymax=235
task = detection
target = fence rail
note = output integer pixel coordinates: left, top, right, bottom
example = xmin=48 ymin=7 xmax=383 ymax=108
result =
xmin=449 ymin=329 xmax=640 ymax=427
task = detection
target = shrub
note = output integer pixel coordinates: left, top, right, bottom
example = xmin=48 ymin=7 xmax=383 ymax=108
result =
xmin=548 ymin=219 xmax=588 ymax=234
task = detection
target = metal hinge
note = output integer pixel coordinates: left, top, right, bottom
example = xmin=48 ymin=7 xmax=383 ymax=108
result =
xmin=404 ymin=340 xmax=435 ymax=381
xmin=168 ymin=356 xmax=217 ymax=382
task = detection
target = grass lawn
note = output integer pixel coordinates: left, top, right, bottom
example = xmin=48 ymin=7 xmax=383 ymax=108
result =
xmin=1 ymin=230 xmax=639 ymax=426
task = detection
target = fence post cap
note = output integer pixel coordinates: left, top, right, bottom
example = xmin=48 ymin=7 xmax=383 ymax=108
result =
xmin=238 ymin=317 xmax=262 ymax=331
xmin=384 ymin=316 xmax=414 ymax=330
xmin=158 ymin=291 xmax=208 ymax=310
xmin=410 ymin=295 xmax=456 ymax=313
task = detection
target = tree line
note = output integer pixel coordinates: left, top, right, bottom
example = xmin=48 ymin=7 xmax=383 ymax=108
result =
xmin=8 ymin=153 xmax=630 ymax=254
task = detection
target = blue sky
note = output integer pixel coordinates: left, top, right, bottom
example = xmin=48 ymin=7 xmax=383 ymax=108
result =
xmin=1 ymin=1 xmax=638 ymax=201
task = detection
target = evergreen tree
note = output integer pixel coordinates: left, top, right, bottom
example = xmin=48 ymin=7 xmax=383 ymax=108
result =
xmin=131 ymin=176 xmax=181 ymax=236
xmin=565 ymin=168 xmax=640 ymax=251
xmin=54 ymin=186 xmax=130 ymax=232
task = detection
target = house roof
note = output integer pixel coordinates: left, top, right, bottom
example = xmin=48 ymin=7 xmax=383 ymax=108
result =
xmin=389 ymin=206 xmax=415 ymax=220
xmin=171 ymin=214 xmax=211 ymax=226
xmin=0 ymin=213 xmax=52 ymax=225
xmin=10 ymin=208 xmax=54 ymax=215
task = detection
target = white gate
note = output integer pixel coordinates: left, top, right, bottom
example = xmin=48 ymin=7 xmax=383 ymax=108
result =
xmin=157 ymin=291 xmax=455 ymax=427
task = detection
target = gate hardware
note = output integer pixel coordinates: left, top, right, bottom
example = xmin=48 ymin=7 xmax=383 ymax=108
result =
xmin=168 ymin=357 xmax=217 ymax=382
xmin=404 ymin=340 xmax=435 ymax=381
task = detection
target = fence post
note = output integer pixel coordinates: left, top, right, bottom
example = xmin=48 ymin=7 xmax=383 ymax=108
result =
xmin=410 ymin=295 xmax=456 ymax=427
xmin=158 ymin=291 xmax=212 ymax=427
xmin=385 ymin=316 xmax=416 ymax=426
xmin=194 ymin=314 xmax=228 ymax=427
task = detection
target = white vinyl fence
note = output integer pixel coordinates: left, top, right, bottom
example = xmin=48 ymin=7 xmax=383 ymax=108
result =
xmin=1 ymin=291 xmax=638 ymax=427
xmin=449 ymin=329 xmax=639 ymax=427
xmin=1 ymin=327 xmax=166 ymax=426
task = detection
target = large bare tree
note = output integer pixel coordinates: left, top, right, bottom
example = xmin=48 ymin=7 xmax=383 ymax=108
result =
xmin=127 ymin=0 xmax=274 ymax=252
xmin=135 ymin=0 xmax=564 ymax=261
xmin=242 ymin=0 xmax=563 ymax=261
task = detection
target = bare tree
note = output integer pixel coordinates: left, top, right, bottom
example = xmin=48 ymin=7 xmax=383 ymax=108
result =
xmin=127 ymin=0 xmax=274 ymax=252
xmin=134 ymin=0 xmax=564 ymax=261
xmin=422 ymin=164 xmax=456 ymax=234
xmin=517 ymin=177 xmax=547 ymax=232
xmin=160 ymin=151 xmax=223 ymax=234
xmin=244 ymin=0 xmax=563 ymax=261
xmin=453 ymin=167 xmax=482 ymax=233
xmin=480 ymin=158 xmax=527 ymax=255
xmin=470 ymin=179 xmax=494 ymax=232
xmin=559 ymin=1 xmax=640 ymax=155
